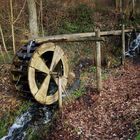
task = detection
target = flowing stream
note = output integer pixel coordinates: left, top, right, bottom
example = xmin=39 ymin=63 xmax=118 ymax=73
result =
xmin=0 ymin=104 xmax=56 ymax=140
xmin=0 ymin=78 xmax=80 ymax=140
xmin=125 ymin=33 xmax=140 ymax=57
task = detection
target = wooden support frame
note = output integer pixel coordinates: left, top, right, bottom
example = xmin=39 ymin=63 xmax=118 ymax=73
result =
xmin=23 ymin=28 xmax=134 ymax=104
xmin=36 ymin=36 xmax=103 ymax=44
xmin=95 ymin=29 xmax=102 ymax=92
xmin=58 ymin=77 xmax=62 ymax=109
xmin=34 ymin=30 xmax=131 ymax=44
xmin=28 ymin=29 xmax=133 ymax=94
xmin=22 ymin=29 xmax=132 ymax=44
xmin=122 ymin=24 xmax=125 ymax=65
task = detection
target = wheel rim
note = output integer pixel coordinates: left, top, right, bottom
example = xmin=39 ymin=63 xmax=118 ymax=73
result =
xmin=28 ymin=43 xmax=69 ymax=105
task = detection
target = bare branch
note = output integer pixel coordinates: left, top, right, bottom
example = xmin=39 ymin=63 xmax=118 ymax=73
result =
xmin=13 ymin=0 xmax=27 ymax=25
xmin=10 ymin=0 xmax=16 ymax=54
xmin=0 ymin=45 xmax=6 ymax=63
xmin=0 ymin=24 xmax=10 ymax=60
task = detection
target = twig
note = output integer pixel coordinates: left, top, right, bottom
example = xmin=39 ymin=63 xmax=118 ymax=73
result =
xmin=13 ymin=0 xmax=27 ymax=25
xmin=0 ymin=45 xmax=6 ymax=63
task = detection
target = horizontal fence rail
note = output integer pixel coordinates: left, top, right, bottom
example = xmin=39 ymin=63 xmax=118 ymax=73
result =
xmin=34 ymin=29 xmax=132 ymax=44
xmin=21 ymin=29 xmax=133 ymax=44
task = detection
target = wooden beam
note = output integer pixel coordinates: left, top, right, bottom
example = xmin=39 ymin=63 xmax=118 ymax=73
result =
xmin=95 ymin=29 xmax=102 ymax=92
xmin=35 ymin=36 xmax=103 ymax=44
xmin=21 ymin=29 xmax=132 ymax=44
xmin=100 ymin=29 xmax=132 ymax=36
xmin=58 ymin=77 xmax=62 ymax=109
xmin=34 ymin=29 xmax=132 ymax=44
xmin=122 ymin=24 xmax=125 ymax=65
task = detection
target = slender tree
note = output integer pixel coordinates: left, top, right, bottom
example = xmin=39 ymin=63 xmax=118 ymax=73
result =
xmin=40 ymin=0 xmax=44 ymax=37
xmin=0 ymin=24 xmax=10 ymax=60
xmin=10 ymin=0 xmax=16 ymax=54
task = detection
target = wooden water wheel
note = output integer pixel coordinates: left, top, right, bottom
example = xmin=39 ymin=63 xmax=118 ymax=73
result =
xmin=28 ymin=43 xmax=68 ymax=104
xmin=12 ymin=42 xmax=69 ymax=105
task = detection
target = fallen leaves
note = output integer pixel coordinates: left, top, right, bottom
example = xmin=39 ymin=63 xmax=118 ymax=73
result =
xmin=0 ymin=64 xmax=22 ymax=118
xmin=46 ymin=61 xmax=140 ymax=140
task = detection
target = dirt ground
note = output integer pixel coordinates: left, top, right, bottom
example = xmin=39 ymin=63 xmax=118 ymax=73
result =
xmin=46 ymin=59 xmax=140 ymax=140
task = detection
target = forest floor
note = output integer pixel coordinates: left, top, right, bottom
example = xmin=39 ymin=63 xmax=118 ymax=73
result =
xmin=45 ymin=57 xmax=140 ymax=140
xmin=0 ymin=64 xmax=21 ymax=118
xmin=0 ymin=57 xmax=140 ymax=139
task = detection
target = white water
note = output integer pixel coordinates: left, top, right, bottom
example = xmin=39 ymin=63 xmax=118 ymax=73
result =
xmin=0 ymin=106 xmax=52 ymax=140
xmin=126 ymin=33 xmax=140 ymax=56
xmin=0 ymin=76 xmax=80 ymax=140
xmin=1 ymin=111 xmax=32 ymax=140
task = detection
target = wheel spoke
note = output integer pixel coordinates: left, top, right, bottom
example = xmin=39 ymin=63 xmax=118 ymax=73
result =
xmin=30 ymin=53 xmax=50 ymax=74
xmin=50 ymin=46 xmax=64 ymax=71
xmin=52 ymin=76 xmax=67 ymax=92
xmin=35 ymin=74 xmax=51 ymax=103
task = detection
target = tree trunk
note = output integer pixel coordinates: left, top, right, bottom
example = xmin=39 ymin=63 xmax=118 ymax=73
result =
xmin=132 ymin=0 xmax=135 ymax=15
xmin=27 ymin=0 xmax=39 ymax=38
xmin=115 ymin=0 xmax=119 ymax=11
xmin=119 ymin=0 xmax=123 ymax=13
xmin=40 ymin=0 xmax=44 ymax=37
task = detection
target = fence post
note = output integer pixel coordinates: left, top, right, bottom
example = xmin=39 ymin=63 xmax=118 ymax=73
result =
xmin=58 ymin=77 xmax=62 ymax=109
xmin=122 ymin=24 xmax=125 ymax=65
xmin=95 ymin=29 xmax=102 ymax=92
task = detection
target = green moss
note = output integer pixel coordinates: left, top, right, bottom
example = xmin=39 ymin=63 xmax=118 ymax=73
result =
xmin=136 ymin=132 xmax=140 ymax=140
xmin=89 ymin=66 xmax=96 ymax=73
xmin=72 ymin=86 xmax=86 ymax=98
xmin=102 ymin=69 xmax=109 ymax=80
xmin=25 ymin=128 xmax=41 ymax=140
xmin=15 ymin=101 xmax=33 ymax=116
